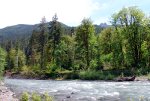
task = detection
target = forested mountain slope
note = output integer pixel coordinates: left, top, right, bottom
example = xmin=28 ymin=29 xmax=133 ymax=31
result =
xmin=0 ymin=23 xmax=108 ymax=43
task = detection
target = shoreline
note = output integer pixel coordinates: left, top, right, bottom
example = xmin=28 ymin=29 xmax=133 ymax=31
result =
xmin=5 ymin=71 xmax=150 ymax=82
xmin=6 ymin=75 xmax=150 ymax=82
xmin=0 ymin=81 xmax=18 ymax=101
xmin=5 ymin=70 xmax=150 ymax=82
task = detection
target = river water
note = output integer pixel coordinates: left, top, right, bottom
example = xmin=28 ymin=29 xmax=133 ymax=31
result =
xmin=4 ymin=78 xmax=150 ymax=101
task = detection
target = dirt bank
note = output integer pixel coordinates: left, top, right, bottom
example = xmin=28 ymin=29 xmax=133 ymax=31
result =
xmin=0 ymin=81 xmax=18 ymax=101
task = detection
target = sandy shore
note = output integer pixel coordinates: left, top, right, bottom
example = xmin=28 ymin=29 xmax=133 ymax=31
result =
xmin=0 ymin=81 xmax=18 ymax=101
xmin=135 ymin=76 xmax=150 ymax=81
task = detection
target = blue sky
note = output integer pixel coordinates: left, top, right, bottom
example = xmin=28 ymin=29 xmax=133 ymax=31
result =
xmin=92 ymin=0 xmax=150 ymax=24
xmin=0 ymin=0 xmax=150 ymax=28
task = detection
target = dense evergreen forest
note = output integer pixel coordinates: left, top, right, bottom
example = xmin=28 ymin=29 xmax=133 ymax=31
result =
xmin=1 ymin=7 xmax=150 ymax=80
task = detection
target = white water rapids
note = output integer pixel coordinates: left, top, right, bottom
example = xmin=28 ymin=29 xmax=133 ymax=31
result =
xmin=4 ymin=78 xmax=150 ymax=101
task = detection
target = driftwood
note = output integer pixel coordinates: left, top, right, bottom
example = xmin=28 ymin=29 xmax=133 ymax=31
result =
xmin=116 ymin=76 xmax=136 ymax=82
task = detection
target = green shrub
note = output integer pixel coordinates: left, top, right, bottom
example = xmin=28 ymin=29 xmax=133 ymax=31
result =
xmin=0 ymin=47 xmax=6 ymax=77
xmin=21 ymin=92 xmax=29 ymax=101
xmin=20 ymin=65 xmax=43 ymax=78
xmin=44 ymin=92 xmax=53 ymax=101
xmin=32 ymin=93 xmax=41 ymax=101
xmin=126 ymin=96 xmax=150 ymax=101
xmin=105 ymin=73 xmax=115 ymax=80
xmin=79 ymin=70 xmax=100 ymax=80
xmin=59 ymin=71 xmax=79 ymax=79
xmin=89 ymin=60 xmax=98 ymax=69
xmin=46 ymin=62 xmax=59 ymax=73
xmin=79 ymin=70 xmax=116 ymax=80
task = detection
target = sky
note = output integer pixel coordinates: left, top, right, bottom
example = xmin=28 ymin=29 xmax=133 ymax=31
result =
xmin=0 ymin=0 xmax=150 ymax=28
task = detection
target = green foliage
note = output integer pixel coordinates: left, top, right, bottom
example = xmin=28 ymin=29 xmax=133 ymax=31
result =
xmin=79 ymin=70 xmax=100 ymax=80
xmin=105 ymin=73 xmax=115 ymax=80
xmin=58 ymin=35 xmax=75 ymax=70
xmin=0 ymin=47 xmax=6 ymax=76
xmin=89 ymin=59 xmax=98 ymax=70
xmin=46 ymin=62 xmax=59 ymax=73
xmin=21 ymin=65 xmax=41 ymax=78
xmin=79 ymin=70 xmax=115 ymax=80
xmin=21 ymin=92 xmax=53 ymax=101
xmin=21 ymin=92 xmax=29 ymax=101
xmin=48 ymin=14 xmax=63 ymax=67
xmin=6 ymin=48 xmax=26 ymax=71
xmin=76 ymin=18 xmax=97 ymax=70
xmin=44 ymin=92 xmax=53 ymax=101
xmin=26 ymin=30 xmax=41 ymax=66
xmin=127 ymin=96 xmax=150 ymax=101
xmin=3 ymin=7 xmax=150 ymax=80
xmin=98 ymin=28 xmax=113 ymax=69
xmin=112 ymin=6 xmax=148 ymax=68
xmin=98 ymin=28 xmax=112 ymax=55
xmin=32 ymin=93 xmax=41 ymax=101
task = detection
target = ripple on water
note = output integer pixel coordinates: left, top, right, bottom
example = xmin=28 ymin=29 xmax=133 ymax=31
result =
xmin=117 ymin=85 xmax=127 ymax=89
xmin=5 ymin=79 xmax=150 ymax=101
xmin=102 ymin=91 xmax=120 ymax=97
xmin=77 ymin=96 xmax=97 ymax=101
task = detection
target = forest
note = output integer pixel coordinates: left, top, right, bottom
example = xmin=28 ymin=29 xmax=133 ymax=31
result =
xmin=1 ymin=6 xmax=150 ymax=80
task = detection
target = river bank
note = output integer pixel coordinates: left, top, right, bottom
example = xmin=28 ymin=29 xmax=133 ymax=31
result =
xmin=0 ymin=81 xmax=18 ymax=101
xmin=6 ymin=72 xmax=150 ymax=82
xmin=5 ymin=69 xmax=150 ymax=82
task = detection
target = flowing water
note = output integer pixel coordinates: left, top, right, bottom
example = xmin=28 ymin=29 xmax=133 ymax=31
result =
xmin=4 ymin=78 xmax=150 ymax=101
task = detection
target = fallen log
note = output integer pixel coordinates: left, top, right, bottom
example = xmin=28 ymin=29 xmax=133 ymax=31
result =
xmin=116 ymin=76 xmax=136 ymax=82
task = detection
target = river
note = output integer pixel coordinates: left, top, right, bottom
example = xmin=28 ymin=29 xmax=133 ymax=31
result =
xmin=4 ymin=78 xmax=150 ymax=101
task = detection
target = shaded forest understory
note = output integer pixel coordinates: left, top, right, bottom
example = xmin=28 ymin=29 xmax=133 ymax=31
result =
xmin=1 ymin=7 xmax=150 ymax=80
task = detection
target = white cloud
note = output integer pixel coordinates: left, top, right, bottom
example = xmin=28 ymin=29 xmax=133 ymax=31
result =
xmin=0 ymin=0 xmax=149 ymax=28
xmin=0 ymin=0 xmax=102 ymax=28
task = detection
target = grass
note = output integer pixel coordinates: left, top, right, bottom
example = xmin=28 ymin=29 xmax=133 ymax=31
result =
xmin=79 ymin=70 xmax=101 ymax=80
xmin=21 ymin=92 xmax=29 ymax=101
xmin=15 ymin=64 xmax=150 ymax=80
xmin=79 ymin=70 xmax=116 ymax=80
xmin=21 ymin=92 xmax=53 ymax=101
xmin=127 ymin=96 xmax=150 ymax=101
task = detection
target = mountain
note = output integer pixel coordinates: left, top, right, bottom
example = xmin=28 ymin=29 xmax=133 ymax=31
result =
xmin=0 ymin=22 xmax=109 ymax=48
xmin=94 ymin=23 xmax=110 ymax=34
xmin=0 ymin=24 xmax=36 ymax=42
xmin=99 ymin=23 xmax=109 ymax=28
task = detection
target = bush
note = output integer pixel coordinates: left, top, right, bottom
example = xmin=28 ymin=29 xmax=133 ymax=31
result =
xmin=105 ymin=73 xmax=115 ymax=80
xmin=21 ymin=65 xmax=43 ymax=78
xmin=79 ymin=70 xmax=100 ymax=80
xmin=127 ymin=96 xmax=149 ymax=101
xmin=79 ymin=70 xmax=116 ymax=80
xmin=21 ymin=92 xmax=29 ymax=101
xmin=21 ymin=65 xmax=31 ymax=75
xmin=21 ymin=92 xmax=54 ymax=101
xmin=32 ymin=93 xmax=41 ymax=101
xmin=0 ymin=47 xmax=6 ymax=77
xmin=46 ymin=62 xmax=59 ymax=73
xmin=44 ymin=92 xmax=53 ymax=101
xmin=89 ymin=60 xmax=98 ymax=69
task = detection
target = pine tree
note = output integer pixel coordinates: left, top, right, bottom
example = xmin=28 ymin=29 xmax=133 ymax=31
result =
xmin=48 ymin=14 xmax=63 ymax=66
xmin=39 ymin=16 xmax=47 ymax=68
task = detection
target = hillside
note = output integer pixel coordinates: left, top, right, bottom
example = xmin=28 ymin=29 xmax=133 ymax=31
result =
xmin=0 ymin=24 xmax=35 ymax=41
xmin=0 ymin=22 xmax=108 ymax=48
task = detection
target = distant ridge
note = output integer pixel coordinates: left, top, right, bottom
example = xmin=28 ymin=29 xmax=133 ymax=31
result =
xmin=0 ymin=22 xmax=109 ymax=44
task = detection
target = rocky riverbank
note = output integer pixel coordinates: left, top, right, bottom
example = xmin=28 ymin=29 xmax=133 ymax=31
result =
xmin=0 ymin=81 xmax=18 ymax=101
